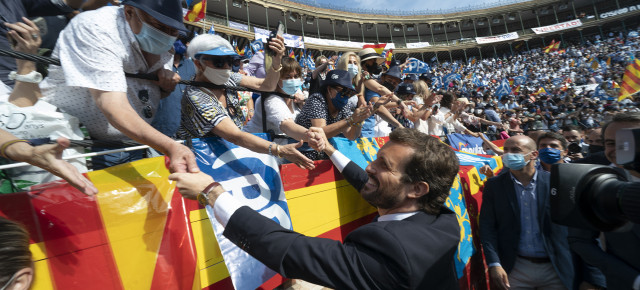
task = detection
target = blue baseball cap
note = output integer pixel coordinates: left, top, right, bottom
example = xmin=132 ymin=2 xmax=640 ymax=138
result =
xmin=194 ymin=47 xmax=239 ymax=58
xmin=121 ymin=0 xmax=187 ymax=32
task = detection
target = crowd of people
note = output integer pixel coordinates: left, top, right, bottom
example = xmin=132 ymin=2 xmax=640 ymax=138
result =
xmin=0 ymin=0 xmax=639 ymax=289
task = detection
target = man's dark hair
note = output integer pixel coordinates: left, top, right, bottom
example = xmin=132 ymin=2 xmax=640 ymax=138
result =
xmin=390 ymin=128 xmax=459 ymax=215
xmin=601 ymin=112 xmax=640 ymax=140
xmin=0 ymin=217 xmax=31 ymax=286
xmin=537 ymin=132 xmax=568 ymax=150
xmin=562 ymin=124 xmax=582 ymax=133
xmin=280 ymin=57 xmax=302 ymax=79
xmin=440 ymin=92 xmax=455 ymax=109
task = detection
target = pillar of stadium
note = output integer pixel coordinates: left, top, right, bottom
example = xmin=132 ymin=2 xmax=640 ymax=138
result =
xmin=502 ymin=15 xmax=513 ymax=56
xmin=518 ymin=11 xmax=530 ymax=51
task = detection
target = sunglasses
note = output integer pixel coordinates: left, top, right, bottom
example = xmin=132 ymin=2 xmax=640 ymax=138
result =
xmin=202 ymin=56 xmax=241 ymax=69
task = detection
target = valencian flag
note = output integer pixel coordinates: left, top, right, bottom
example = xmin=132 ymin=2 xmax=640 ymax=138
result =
xmin=363 ymin=43 xmax=386 ymax=54
xmin=619 ymin=59 xmax=640 ymax=101
xmin=184 ymin=0 xmax=206 ymax=22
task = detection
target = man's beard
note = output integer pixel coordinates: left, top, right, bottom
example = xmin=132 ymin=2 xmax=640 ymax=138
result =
xmin=361 ymin=175 xmax=403 ymax=210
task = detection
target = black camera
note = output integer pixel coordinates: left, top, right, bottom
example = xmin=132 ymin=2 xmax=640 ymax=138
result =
xmin=550 ymin=128 xmax=640 ymax=232
xmin=567 ymin=142 xmax=582 ymax=155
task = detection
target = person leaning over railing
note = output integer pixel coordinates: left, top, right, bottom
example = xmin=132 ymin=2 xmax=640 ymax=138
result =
xmin=176 ymin=33 xmax=315 ymax=170
xmin=1 ymin=17 xmax=96 ymax=195
xmin=242 ymin=57 xmax=318 ymax=149
xmin=294 ymin=70 xmax=373 ymax=160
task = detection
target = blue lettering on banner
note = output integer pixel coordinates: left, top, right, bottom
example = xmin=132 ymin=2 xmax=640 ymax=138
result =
xmin=192 ymin=135 xmax=290 ymax=290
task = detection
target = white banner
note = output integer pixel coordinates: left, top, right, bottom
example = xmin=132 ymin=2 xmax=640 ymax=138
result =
xmin=254 ymin=27 xmax=305 ymax=48
xmin=475 ymin=32 xmax=519 ymax=44
xmin=304 ymin=36 xmax=363 ymax=48
xmin=228 ymin=21 xmax=249 ymax=31
xmin=532 ymin=19 xmax=582 ymax=34
xmin=406 ymin=42 xmax=431 ymax=48
xmin=600 ymin=4 xmax=640 ymax=19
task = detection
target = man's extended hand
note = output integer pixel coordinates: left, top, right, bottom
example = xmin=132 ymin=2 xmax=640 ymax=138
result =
xmin=306 ymin=127 xmax=325 ymax=152
xmin=169 ymin=171 xmax=215 ymax=200
xmin=489 ymin=266 xmax=510 ymax=290
xmin=308 ymin=127 xmax=335 ymax=156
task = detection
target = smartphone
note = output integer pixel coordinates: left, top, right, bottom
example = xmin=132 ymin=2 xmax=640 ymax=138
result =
xmin=32 ymin=17 xmax=47 ymax=36
xmin=264 ymin=21 xmax=284 ymax=57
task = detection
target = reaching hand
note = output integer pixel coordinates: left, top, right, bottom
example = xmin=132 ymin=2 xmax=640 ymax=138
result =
xmin=27 ymin=137 xmax=98 ymax=195
xmin=307 ymin=127 xmax=335 ymax=156
xmin=166 ymin=143 xmax=200 ymax=173
xmin=280 ymin=141 xmax=315 ymax=170
xmin=353 ymin=102 xmax=374 ymax=123
xmin=168 ymin=171 xmax=214 ymax=200
xmin=306 ymin=127 xmax=326 ymax=152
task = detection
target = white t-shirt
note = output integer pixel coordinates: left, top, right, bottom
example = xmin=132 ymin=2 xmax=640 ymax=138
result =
xmin=243 ymin=93 xmax=295 ymax=142
xmin=41 ymin=6 xmax=173 ymax=140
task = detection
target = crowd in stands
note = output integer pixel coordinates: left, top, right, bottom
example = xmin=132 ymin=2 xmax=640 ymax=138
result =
xmin=1 ymin=0 xmax=640 ymax=289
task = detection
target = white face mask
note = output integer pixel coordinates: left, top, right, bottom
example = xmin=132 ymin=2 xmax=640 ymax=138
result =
xmin=347 ymin=64 xmax=358 ymax=79
xmin=202 ymin=65 xmax=231 ymax=85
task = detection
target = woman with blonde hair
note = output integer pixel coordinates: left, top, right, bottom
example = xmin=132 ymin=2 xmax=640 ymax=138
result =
xmin=336 ymin=52 xmax=363 ymax=95
xmin=411 ymin=80 xmax=441 ymax=134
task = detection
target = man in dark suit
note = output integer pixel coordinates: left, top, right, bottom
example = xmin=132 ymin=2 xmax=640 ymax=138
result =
xmin=170 ymin=128 xmax=461 ymax=289
xmin=479 ymin=135 xmax=576 ymax=289
xmin=568 ymin=112 xmax=640 ymax=290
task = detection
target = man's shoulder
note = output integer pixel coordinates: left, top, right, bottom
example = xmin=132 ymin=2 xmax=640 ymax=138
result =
xmin=359 ymin=210 xmax=459 ymax=239
xmin=68 ymin=6 xmax=120 ymax=30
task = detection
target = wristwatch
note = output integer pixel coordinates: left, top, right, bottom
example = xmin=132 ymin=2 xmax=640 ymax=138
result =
xmin=197 ymin=182 xmax=222 ymax=207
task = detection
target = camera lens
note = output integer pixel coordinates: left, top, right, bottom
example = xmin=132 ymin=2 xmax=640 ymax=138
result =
xmin=568 ymin=142 xmax=582 ymax=155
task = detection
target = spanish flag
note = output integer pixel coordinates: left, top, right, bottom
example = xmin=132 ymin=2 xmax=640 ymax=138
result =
xmin=184 ymin=0 xmax=206 ymax=22
xmin=543 ymin=40 xmax=556 ymax=53
xmin=288 ymin=49 xmax=295 ymax=59
xmin=619 ymin=59 xmax=640 ymax=101
xmin=363 ymin=43 xmax=387 ymax=54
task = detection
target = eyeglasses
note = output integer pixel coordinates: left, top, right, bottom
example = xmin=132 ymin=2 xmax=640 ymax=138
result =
xmin=202 ymin=56 xmax=241 ymax=69
xmin=138 ymin=89 xmax=153 ymax=119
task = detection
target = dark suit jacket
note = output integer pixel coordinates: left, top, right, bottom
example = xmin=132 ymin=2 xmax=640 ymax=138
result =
xmin=222 ymin=160 xmax=461 ymax=290
xmin=479 ymin=170 xmax=576 ymax=289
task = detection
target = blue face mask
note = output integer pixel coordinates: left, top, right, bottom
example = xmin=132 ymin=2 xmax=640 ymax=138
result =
xmin=538 ymin=147 xmax=562 ymax=164
xmin=134 ymin=10 xmax=177 ymax=55
xmin=502 ymin=152 xmax=531 ymax=170
xmin=331 ymin=90 xmax=349 ymax=111
xmin=281 ymin=79 xmax=302 ymax=96
xmin=485 ymin=149 xmax=495 ymax=156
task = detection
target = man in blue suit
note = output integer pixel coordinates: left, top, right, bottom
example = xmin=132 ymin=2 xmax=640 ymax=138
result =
xmin=479 ymin=135 xmax=575 ymax=289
